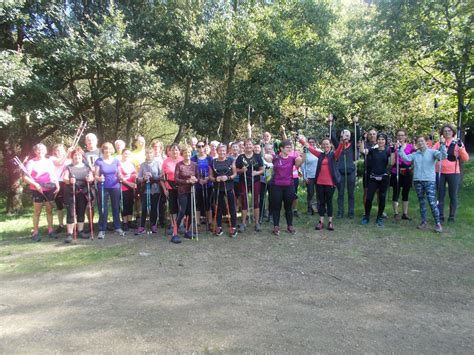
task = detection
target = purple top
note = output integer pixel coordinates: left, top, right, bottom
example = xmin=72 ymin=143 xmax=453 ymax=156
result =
xmin=392 ymin=143 xmax=414 ymax=173
xmin=272 ymin=155 xmax=296 ymax=186
xmin=95 ymin=158 xmax=120 ymax=189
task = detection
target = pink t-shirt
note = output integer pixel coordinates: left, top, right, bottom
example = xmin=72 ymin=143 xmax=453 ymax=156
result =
xmin=272 ymin=155 xmax=297 ymax=186
xmin=119 ymin=160 xmax=137 ymax=191
xmin=26 ymin=158 xmax=57 ymax=191
xmin=162 ymin=156 xmax=183 ymax=190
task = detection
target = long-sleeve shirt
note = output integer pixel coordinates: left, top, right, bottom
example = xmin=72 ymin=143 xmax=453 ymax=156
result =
xmin=399 ymin=145 xmax=447 ymax=182
xmin=433 ymin=138 xmax=469 ymax=174
xmin=138 ymin=160 xmax=161 ymax=194
xmin=306 ymin=145 xmax=342 ymax=186
xmin=174 ymin=161 xmax=198 ymax=195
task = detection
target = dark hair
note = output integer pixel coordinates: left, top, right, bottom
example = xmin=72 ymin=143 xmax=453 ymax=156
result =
xmin=376 ymin=133 xmax=387 ymax=141
xmin=279 ymin=139 xmax=292 ymax=151
xmin=396 ymin=129 xmax=407 ymax=136
xmin=440 ymin=124 xmax=456 ymax=137
xmin=416 ymin=135 xmax=428 ymax=142
xmin=307 ymin=136 xmax=317 ymax=143
xmin=320 ymin=138 xmax=331 ymax=145
xmin=244 ymin=138 xmax=254 ymax=145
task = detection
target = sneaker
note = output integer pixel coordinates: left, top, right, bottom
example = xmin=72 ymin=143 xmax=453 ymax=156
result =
xmin=55 ymin=225 xmax=65 ymax=234
xmin=447 ymin=217 xmax=455 ymax=223
xmin=64 ymin=234 xmax=74 ymax=243
xmin=122 ymin=222 xmax=129 ymax=231
xmin=293 ymin=210 xmax=299 ymax=218
xmin=238 ymin=224 xmax=246 ymax=233
xmin=439 ymin=216 xmax=445 ymax=223
xmin=178 ymin=225 xmax=186 ymax=234
xmin=166 ymin=226 xmax=173 ymax=236
xmin=78 ymin=230 xmax=89 ymax=239
xmin=394 ymin=213 xmax=401 ymax=221
xmin=214 ymin=227 xmax=224 ymax=236
xmin=361 ymin=216 xmax=370 ymax=225
xmin=135 ymin=227 xmax=145 ymax=235
xmin=170 ymin=235 xmax=181 ymax=244
xmin=434 ymin=223 xmax=443 ymax=233
xmin=382 ymin=212 xmax=388 ymax=218
xmin=151 ymin=225 xmax=158 ymax=234
xmin=327 ymin=222 xmax=334 ymax=231
xmin=272 ymin=226 xmax=280 ymax=236
xmin=98 ymin=231 xmax=105 ymax=239
xmin=255 ymin=223 xmax=262 ymax=232
xmin=230 ymin=227 xmax=238 ymax=238
xmin=401 ymin=214 xmax=411 ymax=220
xmin=417 ymin=221 xmax=427 ymax=229
xmin=115 ymin=228 xmax=125 ymax=236
xmin=31 ymin=232 xmax=41 ymax=242
xmin=48 ymin=231 xmax=58 ymax=239
xmin=184 ymin=231 xmax=193 ymax=239
xmin=287 ymin=226 xmax=296 ymax=235
xmin=375 ymin=217 xmax=384 ymax=227
xmin=315 ymin=221 xmax=324 ymax=231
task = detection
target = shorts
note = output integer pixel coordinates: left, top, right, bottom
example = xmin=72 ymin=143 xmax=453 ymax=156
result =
xmin=32 ymin=189 xmax=55 ymax=203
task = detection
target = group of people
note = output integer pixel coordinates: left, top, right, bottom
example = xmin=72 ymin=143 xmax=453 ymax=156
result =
xmin=21 ymin=120 xmax=469 ymax=244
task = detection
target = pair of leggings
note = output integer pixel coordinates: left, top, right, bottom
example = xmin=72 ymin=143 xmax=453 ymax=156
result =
xmin=55 ymin=182 xmax=66 ymax=210
xmin=176 ymin=193 xmax=191 ymax=231
xmin=239 ymin=180 xmax=261 ymax=210
xmin=140 ymin=192 xmax=161 ymax=228
xmin=259 ymin=182 xmax=272 ymax=221
xmin=271 ymin=185 xmax=294 ymax=227
xmin=215 ymin=189 xmax=237 ymax=228
xmin=414 ymin=181 xmax=440 ymax=224
xmin=337 ymin=171 xmax=355 ymax=216
xmin=121 ymin=189 xmax=134 ymax=217
xmin=365 ymin=176 xmax=389 ymax=219
xmin=196 ymin=186 xmax=212 ymax=214
xmin=306 ymin=178 xmax=316 ymax=211
xmin=391 ymin=172 xmax=412 ymax=202
xmin=436 ymin=173 xmax=460 ymax=219
xmin=66 ymin=192 xmax=87 ymax=224
xmin=316 ymin=184 xmax=335 ymax=217
xmin=97 ymin=187 xmax=121 ymax=231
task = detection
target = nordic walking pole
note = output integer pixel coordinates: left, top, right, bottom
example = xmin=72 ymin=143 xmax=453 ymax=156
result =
xmin=329 ymin=113 xmax=333 ymax=138
xmin=146 ymin=179 xmax=151 ymax=234
xmin=213 ymin=183 xmax=220 ymax=233
xmin=86 ymin=180 xmax=94 ymax=240
xmin=223 ymin=180 xmax=233 ymax=236
xmin=192 ymin=185 xmax=199 ymax=241
xmin=100 ymin=174 xmax=105 ymax=216
xmin=354 ymin=115 xmax=358 ymax=181
xmin=243 ymin=161 xmax=249 ymax=224
xmin=72 ymin=175 xmax=77 ymax=241
xmin=260 ymin=168 xmax=268 ymax=224
xmin=250 ymin=164 xmax=254 ymax=225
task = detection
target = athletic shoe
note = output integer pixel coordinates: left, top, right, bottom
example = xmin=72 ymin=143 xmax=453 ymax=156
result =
xmin=417 ymin=221 xmax=428 ymax=230
xmin=255 ymin=223 xmax=262 ymax=232
xmin=166 ymin=226 xmax=173 ymax=236
xmin=170 ymin=235 xmax=181 ymax=244
xmin=122 ymin=222 xmax=129 ymax=231
xmin=151 ymin=225 xmax=158 ymax=234
xmin=184 ymin=231 xmax=193 ymax=239
xmin=48 ymin=231 xmax=58 ymax=239
xmin=394 ymin=213 xmax=401 ymax=221
xmin=97 ymin=231 xmax=105 ymax=239
xmin=64 ymin=234 xmax=74 ymax=243
xmin=238 ymin=224 xmax=246 ymax=233
xmin=135 ymin=227 xmax=145 ymax=235
xmin=272 ymin=226 xmax=280 ymax=236
xmin=55 ymin=225 xmax=65 ymax=234
xmin=293 ymin=210 xmax=299 ymax=218
xmin=287 ymin=226 xmax=296 ymax=235
xmin=382 ymin=212 xmax=388 ymax=218
xmin=434 ymin=223 xmax=443 ymax=233
xmin=178 ymin=225 xmax=186 ymax=234
xmin=78 ymin=230 xmax=89 ymax=239
xmin=315 ymin=221 xmax=324 ymax=230
xmin=214 ymin=227 xmax=224 ymax=236
xmin=401 ymin=214 xmax=411 ymax=220
xmin=439 ymin=216 xmax=445 ymax=223
xmin=327 ymin=222 xmax=334 ymax=231
xmin=230 ymin=228 xmax=238 ymax=238
xmin=115 ymin=228 xmax=125 ymax=236
xmin=361 ymin=216 xmax=370 ymax=225
xmin=375 ymin=217 xmax=384 ymax=227
xmin=447 ymin=217 xmax=455 ymax=223
xmin=31 ymin=233 xmax=41 ymax=242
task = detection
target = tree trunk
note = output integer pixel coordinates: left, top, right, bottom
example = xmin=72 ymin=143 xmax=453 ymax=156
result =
xmin=174 ymin=77 xmax=192 ymax=143
xmin=1 ymin=137 xmax=23 ymax=214
xmin=90 ymin=76 xmax=104 ymax=141
xmin=222 ymin=60 xmax=236 ymax=143
xmin=174 ymin=122 xmax=187 ymax=144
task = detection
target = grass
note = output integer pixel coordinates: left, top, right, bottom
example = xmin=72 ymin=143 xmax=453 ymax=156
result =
xmin=0 ymin=159 xmax=473 ymax=274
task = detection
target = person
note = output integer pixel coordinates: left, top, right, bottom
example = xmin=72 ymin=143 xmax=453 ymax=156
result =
xmin=433 ymin=124 xmax=470 ymax=222
xmin=191 ymin=140 xmax=213 ymax=230
xmin=330 ymin=116 xmax=360 ymax=219
xmin=398 ymin=135 xmax=447 ymax=232
xmin=136 ymin=148 xmax=163 ymax=235
xmin=361 ymin=133 xmax=393 ymax=227
xmin=300 ymin=137 xmax=341 ymax=231
xmin=265 ymin=139 xmax=304 ymax=235
xmin=132 ymin=135 xmax=146 ymax=169
xmin=84 ymin=133 xmax=101 ymax=170
xmin=161 ymin=143 xmax=183 ymax=236
xmin=359 ymin=128 xmax=378 ymax=203
xmin=114 ymin=139 xmax=126 ymax=159
xmin=152 ymin=140 xmax=167 ymax=228
xmin=391 ymin=129 xmax=415 ymax=220
xmin=302 ymin=137 xmax=318 ymax=215
xmin=173 ymin=146 xmax=199 ymax=242
xmin=119 ymin=149 xmax=137 ymax=231
xmin=50 ymin=143 xmax=71 ymax=233
xmin=259 ymin=143 xmax=274 ymax=223
xmin=209 ymin=141 xmax=219 ymax=159
xmin=229 ymin=141 xmax=241 ymax=208
xmin=279 ymin=125 xmax=301 ymax=216
xmin=235 ymin=139 xmax=264 ymax=232
xmin=63 ymin=147 xmax=95 ymax=243
xmin=24 ymin=143 xmax=60 ymax=241
xmin=209 ymin=144 xmax=238 ymax=238
xmin=190 ymin=137 xmax=198 ymax=157
xmin=94 ymin=142 xmax=124 ymax=239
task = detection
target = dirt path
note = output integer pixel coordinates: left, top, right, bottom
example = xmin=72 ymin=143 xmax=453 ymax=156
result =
xmin=1 ymin=229 xmax=473 ymax=353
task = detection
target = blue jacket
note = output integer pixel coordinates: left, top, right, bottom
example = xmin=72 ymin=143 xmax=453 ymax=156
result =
xmin=399 ymin=145 xmax=447 ymax=182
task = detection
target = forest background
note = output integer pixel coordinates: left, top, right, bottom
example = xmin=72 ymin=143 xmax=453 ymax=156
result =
xmin=0 ymin=0 xmax=472 ymax=213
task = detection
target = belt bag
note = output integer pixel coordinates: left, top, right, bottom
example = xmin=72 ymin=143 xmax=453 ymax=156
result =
xmin=39 ymin=182 xmax=56 ymax=189
xmin=370 ymin=173 xmax=387 ymax=181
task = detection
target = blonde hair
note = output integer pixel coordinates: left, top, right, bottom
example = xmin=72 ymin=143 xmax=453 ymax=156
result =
xmin=100 ymin=142 xmax=115 ymax=154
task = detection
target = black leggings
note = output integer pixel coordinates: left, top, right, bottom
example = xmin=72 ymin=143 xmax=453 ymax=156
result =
xmin=316 ymin=184 xmax=335 ymax=217
xmin=121 ymin=189 xmax=134 ymax=216
xmin=140 ymin=192 xmax=160 ymax=228
xmin=436 ymin=173 xmax=461 ymax=219
xmin=306 ymin=178 xmax=316 ymax=210
xmin=365 ymin=176 xmax=390 ymax=218
xmin=215 ymin=188 xmax=237 ymax=228
xmin=391 ymin=172 xmax=412 ymax=202
xmin=176 ymin=193 xmax=192 ymax=230
xmin=196 ymin=186 xmax=212 ymax=214
xmin=259 ymin=182 xmax=272 ymax=220
xmin=66 ymin=192 xmax=87 ymax=224
xmin=271 ymin=185 xmax=294 ymax=227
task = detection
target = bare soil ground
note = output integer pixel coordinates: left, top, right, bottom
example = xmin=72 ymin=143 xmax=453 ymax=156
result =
xmin=1 ymin=226 xmax=473 ymax=353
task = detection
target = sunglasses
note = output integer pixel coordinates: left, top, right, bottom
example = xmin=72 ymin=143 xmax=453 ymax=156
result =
xmin=197 ymin=145 xmax=205 ymax=148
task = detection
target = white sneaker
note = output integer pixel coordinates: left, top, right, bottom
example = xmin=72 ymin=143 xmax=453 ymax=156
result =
xmin=98 ymin=231 xmax=105 ymax=239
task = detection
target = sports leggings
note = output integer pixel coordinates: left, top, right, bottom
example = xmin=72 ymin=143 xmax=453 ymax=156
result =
xmin=176 ymin=193 xmax=191 ymax=230
xmin=66 ymin=192 xmax=87 ymax=224
xmin=140 ymin=192 xmax=160 ymax=228
xmin=391 ymin=172 xmax=412 ymax=202
xmin=365 ymin=176 xmax=389 ymax=219
xmin=436 ymin=173 xmax=460 ymax=219
xmin=316 ymin=184 xmax=335 ymax=217
xmin=271 ymin=185 xmax=294 ymax=227
xmin=215 ymin=188 xmax=237 ymax=228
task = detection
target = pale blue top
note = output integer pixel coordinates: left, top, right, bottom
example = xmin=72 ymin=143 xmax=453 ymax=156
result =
xmin=398 ymin=145 xmax=447 ymax=182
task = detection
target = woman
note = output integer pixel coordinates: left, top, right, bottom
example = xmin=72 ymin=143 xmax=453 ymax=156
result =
xmin=399 ymin=135 xmax=447 ymax=232
xmin=136 ymin=148 xmax=163 ymax=235
xmin=209 ymin=144 xmax=238 ymax=238
xmin=119 ymin=149 xmax=137 ymax=231
xmin=361 ymin=133 xmax=393 ymax=227
xmin=235 ymin=139 xmax=264 ymax=232
xmin=265 ymin=140 xmax=304 ymax=236
xmin=152 ymin=140 xmax=167 ymax=228
xmin=162 ymin=143 xmax=183 ymax=236
xmin=433 ymin=124 xmax=470 ymax=222
xmin=94 ymin=142 xmax=124 ymax=239
xmin=191 ymin=140 xmax=213 ymax=230
xmin=300 ymin=137 xmax=341 ymax=231
xmin=391 ymin=129 xmax=415 ymax=220
xmin=63 ymin=147 xmax=94 ymax=243
xmin=50 ymin=143 xmax=71 ymax=233
xmin=24 ymin=143 xmax=60 ymax=241
xmin=259 ymin=143 xmax=274 ymax=223
xmin=174 ymin=146 xmax=199 ymax=243
xmin=303 ymin=137 xmax=318 ymax=215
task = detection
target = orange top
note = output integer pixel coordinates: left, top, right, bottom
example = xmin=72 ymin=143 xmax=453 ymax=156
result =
xmin=433 ymin=138 xmax=469 ymax=174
